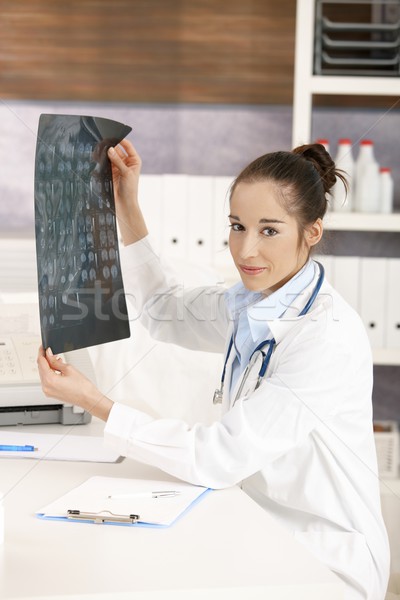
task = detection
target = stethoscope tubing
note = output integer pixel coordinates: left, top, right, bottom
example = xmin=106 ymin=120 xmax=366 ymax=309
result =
xmin=214 ymin=262 xmax=325 ymax=405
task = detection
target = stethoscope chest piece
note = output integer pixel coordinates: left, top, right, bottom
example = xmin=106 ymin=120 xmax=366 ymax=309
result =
xmin=213 ymin=388 xmax=223 ymax=405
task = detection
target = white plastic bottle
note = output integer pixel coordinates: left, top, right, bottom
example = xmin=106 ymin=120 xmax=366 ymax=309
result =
xmin=316 ymin=138 xmax=330 ymax=153
xmin=331 ymin=138 xmax=354 ymax=212
xmin=354 ymin=139 xmax=380 ymax=213
xmin=379 ymin=167 xmax=394 ymax=214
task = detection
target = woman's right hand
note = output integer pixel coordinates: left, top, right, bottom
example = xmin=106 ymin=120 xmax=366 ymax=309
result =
xmin=107 ymin=139 xmax=148 ymax=245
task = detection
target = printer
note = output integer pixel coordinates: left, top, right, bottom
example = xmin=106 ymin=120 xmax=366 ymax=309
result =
xmin=0 ymin=330 xmax=93 ymax=426
xmin=0 ymin=239 xmax=94 ymax=426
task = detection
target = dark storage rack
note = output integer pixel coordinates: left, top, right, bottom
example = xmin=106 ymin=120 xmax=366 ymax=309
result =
xmin=314 ymin=0 xmax=400 ymax=76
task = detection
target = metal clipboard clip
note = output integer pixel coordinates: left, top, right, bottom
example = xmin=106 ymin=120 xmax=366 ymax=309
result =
xmin=67 ymin=509 xmax=140 ymax=524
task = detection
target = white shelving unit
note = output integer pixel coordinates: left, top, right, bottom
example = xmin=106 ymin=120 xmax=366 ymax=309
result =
xmin=373 ymin=348 xmax=400 ymax=366
xmin=292 ymin=0 xmax=400 ymax=367
xmin=325 ymin=212 xmax=400 ymax=232
xmin=292 ymin=0 xmax=400 ymax=147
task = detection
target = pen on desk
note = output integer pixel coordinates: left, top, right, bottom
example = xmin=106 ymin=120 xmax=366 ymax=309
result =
xmin=108 ymin=491 xmax=182 ymax=500
xmin=0 ymin=444 xmax=37 ymax=452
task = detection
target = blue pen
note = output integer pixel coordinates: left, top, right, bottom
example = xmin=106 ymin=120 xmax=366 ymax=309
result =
xmin=0 ymin=444 xmax=36 ymax=452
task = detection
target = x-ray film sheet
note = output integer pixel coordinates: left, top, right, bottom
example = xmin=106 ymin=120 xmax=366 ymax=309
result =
xmin=34 ymin=114 xmax=132 ymax=354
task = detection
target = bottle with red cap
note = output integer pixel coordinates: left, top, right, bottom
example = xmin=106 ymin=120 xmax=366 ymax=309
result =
xmin=332 ymin=138 xmax=354 ymax=212
xmin=316 ymin=138 xmax=330 ymax=154
xmin=379 ymin=167 xmax=394 ymax=214
xmin=354 ymin=139 xmax=380 ymax=213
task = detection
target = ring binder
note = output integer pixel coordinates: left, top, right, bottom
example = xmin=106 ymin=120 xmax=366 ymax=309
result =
xmin=67 ymin=509 xmax=140 ymax=524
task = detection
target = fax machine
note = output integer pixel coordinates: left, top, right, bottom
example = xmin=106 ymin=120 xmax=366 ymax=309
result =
xmin=0 ymin=304 xmax=94 ymax=426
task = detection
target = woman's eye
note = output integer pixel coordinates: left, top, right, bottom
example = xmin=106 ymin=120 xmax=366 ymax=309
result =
xmin=262 ymin=227 xmax=278 ymax=237
xmin=229 ymin=223 xmax=244 ymax=232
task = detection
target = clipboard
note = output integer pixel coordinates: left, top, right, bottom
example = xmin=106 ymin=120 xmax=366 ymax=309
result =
xmin=36 ymin=476 xmax=211 ymax=527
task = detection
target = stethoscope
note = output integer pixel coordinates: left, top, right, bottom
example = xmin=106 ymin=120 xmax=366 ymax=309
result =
xmin=213 ymin=262 xmax=325 ymax=405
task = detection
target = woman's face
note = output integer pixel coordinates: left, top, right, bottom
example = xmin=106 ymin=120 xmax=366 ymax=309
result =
xmin=229 ymin=179 xmax=312 ymax=295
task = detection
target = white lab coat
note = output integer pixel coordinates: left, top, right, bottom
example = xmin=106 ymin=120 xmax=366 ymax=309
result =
xmin=104 ymin=237 xmax=390 ymax=600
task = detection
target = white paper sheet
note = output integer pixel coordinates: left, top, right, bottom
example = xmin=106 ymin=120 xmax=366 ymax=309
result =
xmin=0 ymin=431 xmax=121 ymax=462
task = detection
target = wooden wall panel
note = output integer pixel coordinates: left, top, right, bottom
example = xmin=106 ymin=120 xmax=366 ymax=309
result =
xmin=0 ymin=0 xmax=297 ymax=104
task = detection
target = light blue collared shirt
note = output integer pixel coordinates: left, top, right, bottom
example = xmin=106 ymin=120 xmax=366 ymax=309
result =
xmin=224 ymin=259 xmax=317 ymax=394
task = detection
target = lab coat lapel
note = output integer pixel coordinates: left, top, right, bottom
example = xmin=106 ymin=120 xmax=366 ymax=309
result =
xmin=268 ymin=263 xmax=326 ymax=344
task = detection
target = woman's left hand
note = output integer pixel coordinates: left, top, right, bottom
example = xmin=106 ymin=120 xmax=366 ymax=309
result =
xmin=37 ymin=347 xmax=113 ymax=421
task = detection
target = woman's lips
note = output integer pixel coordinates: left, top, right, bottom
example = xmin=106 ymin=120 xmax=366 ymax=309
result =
xmin=239 ymin=264 xmax=267 ymax=276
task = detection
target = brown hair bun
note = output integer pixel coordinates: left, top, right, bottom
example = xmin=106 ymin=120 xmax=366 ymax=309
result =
xmin=292 ymin=143 xmax=342 ymax=195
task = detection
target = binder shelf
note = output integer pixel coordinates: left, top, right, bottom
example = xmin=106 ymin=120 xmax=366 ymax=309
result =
xmin=314 ymin=0 xmax=400 ymax=76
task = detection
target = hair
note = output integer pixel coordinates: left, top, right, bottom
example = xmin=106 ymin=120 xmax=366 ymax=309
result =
xmin=230 ymin=143 xmax=348 ymax=244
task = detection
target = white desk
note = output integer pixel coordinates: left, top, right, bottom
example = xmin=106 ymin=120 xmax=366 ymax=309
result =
xmin=0 ymin=420 xmax=343 ymax=600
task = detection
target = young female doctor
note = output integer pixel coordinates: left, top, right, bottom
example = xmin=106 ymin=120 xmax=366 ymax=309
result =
xmin=38 ymin=140 xmax=390 ymax=599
